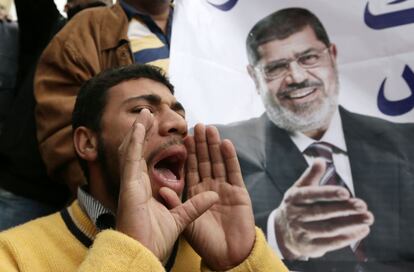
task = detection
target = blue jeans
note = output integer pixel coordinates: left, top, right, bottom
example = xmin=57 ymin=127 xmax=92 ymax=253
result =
xmin=0 ymin=188 xmax=56 ymax=231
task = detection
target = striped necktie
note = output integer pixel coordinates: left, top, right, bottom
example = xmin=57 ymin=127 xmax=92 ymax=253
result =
xmin=304 ymin=141 xmax=347 ymax=188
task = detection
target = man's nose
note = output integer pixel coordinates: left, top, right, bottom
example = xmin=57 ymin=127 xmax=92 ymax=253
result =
xmin=159 ymin=110 xmax=188 ymax=136
xmin=284 ymin=61 xmax=307 ymax=84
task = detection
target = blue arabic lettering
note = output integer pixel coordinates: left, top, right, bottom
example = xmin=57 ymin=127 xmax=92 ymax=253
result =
xmin=207 ymin=0 xmax=238 ymax=11
xmin=377 ymin=65 xmax=414 ymax=116
xmin=364 ymin=1 xmax=414 ymax=29
xmin=388 ymin=0 xmax=407 ymax=4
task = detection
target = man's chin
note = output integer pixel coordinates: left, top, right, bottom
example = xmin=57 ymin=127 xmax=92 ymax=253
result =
xmin=266 ymin=103 xmax=332 ymax=133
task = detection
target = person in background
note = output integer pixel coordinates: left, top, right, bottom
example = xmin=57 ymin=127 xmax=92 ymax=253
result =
xmin=0 ymin=64 xmax=288 ymax=272
xmin=34 ymin=0 xmax=175 ymax=197
xmin=0 ymin=0 xmax=18 ymax=134
xmin=0 ymin=0 xmax=110 ymax=231
xmin=217 ymin=7 xmax=414 ymax=271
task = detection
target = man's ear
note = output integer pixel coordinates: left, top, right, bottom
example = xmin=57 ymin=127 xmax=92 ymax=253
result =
xmin=329 ymin=43 xmax=338 ymax=60
xmin=247 ymin=64 xmax=261 ymax=94
xmin=73 ymin=127 xmax=98 ymax=162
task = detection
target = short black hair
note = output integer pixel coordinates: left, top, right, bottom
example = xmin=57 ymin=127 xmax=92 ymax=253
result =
xmin=72 ymin=64 xmax=174 ymax=176
xmin=246 ymin=7 xmax=331 ymax=65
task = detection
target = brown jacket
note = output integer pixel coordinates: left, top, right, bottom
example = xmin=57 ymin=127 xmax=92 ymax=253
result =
xmin=34 ymin=4 xmax=133 ymax=193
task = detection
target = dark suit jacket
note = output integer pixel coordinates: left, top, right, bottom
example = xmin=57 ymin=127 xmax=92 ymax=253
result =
xmin=217 ymin=106 xmax=414 ymax=271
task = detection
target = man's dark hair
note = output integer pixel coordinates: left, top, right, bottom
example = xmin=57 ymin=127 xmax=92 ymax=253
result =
xmin=246 ymin=7 xmax=331 ymax=65
xmin=72 ymin=64 xmax=174 ymax=177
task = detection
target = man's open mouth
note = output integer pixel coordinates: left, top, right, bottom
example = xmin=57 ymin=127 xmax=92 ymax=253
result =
xmin=154 ymin=154 xmax=183 ymax=182
xmin=151 ymin=145 xmax=187 ymax=184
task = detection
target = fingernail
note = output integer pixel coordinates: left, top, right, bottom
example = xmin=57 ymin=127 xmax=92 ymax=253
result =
xmin=141 ymin=108 xmax=150 ymax=114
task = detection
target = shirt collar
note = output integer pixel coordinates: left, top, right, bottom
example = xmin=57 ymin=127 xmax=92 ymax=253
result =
xmin=289 ymin=108 xmax=348 ymax=153
xmin=119 ymin=0 xmax=173 ymax=46
xmin=77 ymin=186 xmax=115 ymax=230
xmin=119 ymin=0 xmax=174 ymax=20
xmin=119 ymin=0 xmax=144 ymax=20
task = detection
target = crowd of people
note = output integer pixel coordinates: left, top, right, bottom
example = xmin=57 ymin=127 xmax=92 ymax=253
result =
xmin=0 ymin=0 xmax=413 ymax=271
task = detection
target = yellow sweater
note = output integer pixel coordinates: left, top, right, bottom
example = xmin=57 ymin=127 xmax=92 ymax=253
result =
xmin=0 ymin=201 xmax=288 ymax=272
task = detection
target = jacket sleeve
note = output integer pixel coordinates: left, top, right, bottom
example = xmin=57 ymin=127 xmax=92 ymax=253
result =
xmin=15 ymin=0 xmax=64 ymax=81
xmin=34 ymin=16 xmax=102 ymax=193
xmin=201 ymin=227 xmax=288 ymax=272
xmin=78 ymin=230 xmax=166 ymax=271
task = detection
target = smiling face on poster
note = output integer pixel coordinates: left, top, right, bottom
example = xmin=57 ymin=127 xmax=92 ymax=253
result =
xmin=170 ymin=0 xmax=414 ymax=127
xmin=249 ymin=26 xmax=340 ymax=136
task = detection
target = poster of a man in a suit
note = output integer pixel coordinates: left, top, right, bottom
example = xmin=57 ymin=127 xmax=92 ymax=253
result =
xmin=217 ymin=7 xmax=414 ymax=272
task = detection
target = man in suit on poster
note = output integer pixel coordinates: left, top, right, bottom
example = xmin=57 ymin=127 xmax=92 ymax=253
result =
xmin=217 ymin=7 xmax=414 ymax=271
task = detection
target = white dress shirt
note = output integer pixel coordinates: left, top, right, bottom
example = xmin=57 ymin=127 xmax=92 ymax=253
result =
xmin=266 ymin=108 xmax=356 ymax=258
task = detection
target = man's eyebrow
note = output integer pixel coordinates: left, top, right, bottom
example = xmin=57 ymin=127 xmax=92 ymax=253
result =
xmin=122 ymin=94 xmax=185 ymax=112
xmin=122 ymin=94 xmax=162 ymax=106
xmin=172 ymin=101 xmax=185 ymax=113
xmin=266 ymin=48 xmax=321 ymax=65
xmin=294 ymin=48 xmax=320 ymax=57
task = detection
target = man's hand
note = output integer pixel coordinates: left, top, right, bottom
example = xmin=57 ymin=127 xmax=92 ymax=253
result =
xmin=181 ymin=124 xmax=256 ymax=270
xmin=115 ymin=110 xmax=219 ymax=263
xmin=274 ymin=159 xmax=374 ymax=260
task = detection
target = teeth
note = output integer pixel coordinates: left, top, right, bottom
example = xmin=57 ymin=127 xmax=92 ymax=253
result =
xmin=158 ymin=168 xmax=178 ymax=182
xmin=286 ymin=88 xmax=315 ymax=99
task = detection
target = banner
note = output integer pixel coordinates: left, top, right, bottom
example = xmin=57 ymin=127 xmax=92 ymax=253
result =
xmin=170 ymin=0 xmax=414 ymax=127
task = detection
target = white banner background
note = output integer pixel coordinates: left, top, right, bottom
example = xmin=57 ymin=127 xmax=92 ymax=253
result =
xmin=170 ymin=0 xmax=414 ymax=127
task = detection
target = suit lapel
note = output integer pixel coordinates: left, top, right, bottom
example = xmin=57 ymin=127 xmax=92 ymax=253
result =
xmin=340 ymin=107 xmax=399 ymax=260
xmin=263 ymin=115 xmax=308 ymax=194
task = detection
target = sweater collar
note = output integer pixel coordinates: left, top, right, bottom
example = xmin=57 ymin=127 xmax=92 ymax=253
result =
xmin=60 ymin=201 xmax=97 ymax=247
xmin=60 ymin=196 xmax=179 ymax=270
xmin=77 ymin=186 xmax=115 ymax=230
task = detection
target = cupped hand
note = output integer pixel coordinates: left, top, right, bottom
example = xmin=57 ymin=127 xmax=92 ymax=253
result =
xmin=179 ymin=124 xmax=256 ymax=270
xmin=115 ymin=110 xmax=219 ymax=263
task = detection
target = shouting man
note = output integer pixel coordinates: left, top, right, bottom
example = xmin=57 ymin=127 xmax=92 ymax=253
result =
xmin=0 ymin=64 xmax=287 ymax=272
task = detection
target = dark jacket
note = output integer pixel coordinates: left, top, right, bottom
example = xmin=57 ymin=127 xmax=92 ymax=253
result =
xmin=0 ymin=0 xmax=68 ymax=207
xmin=0 ymin=19 xmax=18 ymax=133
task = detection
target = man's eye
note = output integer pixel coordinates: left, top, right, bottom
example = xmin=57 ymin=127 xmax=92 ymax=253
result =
xmin=265 ymin=63 xmax=288 ymax=76
xmin=177 ymin=111 xmax=186 ymax=119
xmin=299 ymin=54 xmax=320 ymax=66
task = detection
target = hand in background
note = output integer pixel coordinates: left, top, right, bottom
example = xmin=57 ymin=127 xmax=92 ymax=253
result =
xmin=274 ymin=159 xmax=374 ymax=260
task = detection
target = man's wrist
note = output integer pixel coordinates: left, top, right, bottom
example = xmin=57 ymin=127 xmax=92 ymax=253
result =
xmin=273 ymin=209 xmax=303 ymax=260
xmin=266 ymin=208 xmax=285 ymax=258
